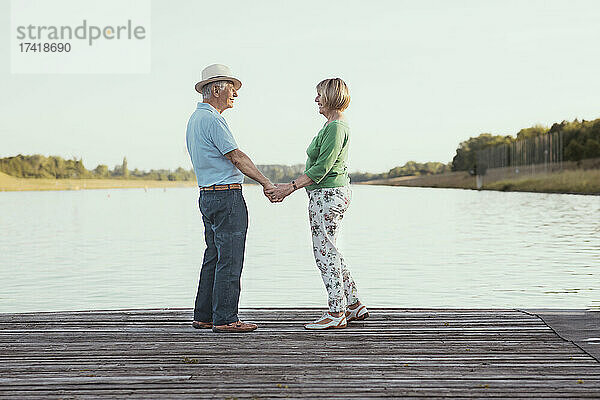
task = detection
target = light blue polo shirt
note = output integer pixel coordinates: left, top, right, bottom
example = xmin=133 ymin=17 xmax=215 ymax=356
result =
xmin=186 ymin=103 xmax=244 ymax=187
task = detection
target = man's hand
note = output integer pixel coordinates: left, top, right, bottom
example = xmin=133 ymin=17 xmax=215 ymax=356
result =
xmin=262 ymin=182 xmax=278 ymax=203
xmin=265 ymin=183 xmax=294 ymax=203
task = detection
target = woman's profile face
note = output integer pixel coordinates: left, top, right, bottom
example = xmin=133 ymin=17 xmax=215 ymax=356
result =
xmin=315 ymin=92 xmax=326 ymax=115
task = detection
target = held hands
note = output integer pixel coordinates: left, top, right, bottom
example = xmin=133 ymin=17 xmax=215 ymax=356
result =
xmin=263 ymin=183 xmax=277 ymax=202
xmin=264 ymin=183 xmax=294 ymax=203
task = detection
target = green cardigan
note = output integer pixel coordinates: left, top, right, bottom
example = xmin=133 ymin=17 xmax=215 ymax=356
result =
xmin=304 ymin=120 xmax=350 ymax=190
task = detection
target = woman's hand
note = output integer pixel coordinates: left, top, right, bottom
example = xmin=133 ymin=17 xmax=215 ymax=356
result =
xmin=265 ymin=183 xmax=294 ymax=203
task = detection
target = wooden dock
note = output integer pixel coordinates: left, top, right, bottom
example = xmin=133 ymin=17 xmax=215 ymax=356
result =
xmin=1 ymin=308 xmax=599 ymax=398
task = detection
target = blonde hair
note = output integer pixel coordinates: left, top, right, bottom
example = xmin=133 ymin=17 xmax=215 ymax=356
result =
xmin=316 ymin=78 xmax=350 ymax=111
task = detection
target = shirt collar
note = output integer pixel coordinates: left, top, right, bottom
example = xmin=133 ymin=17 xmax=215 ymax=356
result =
xmin=197 ymin=102 xmax=219 ymax=114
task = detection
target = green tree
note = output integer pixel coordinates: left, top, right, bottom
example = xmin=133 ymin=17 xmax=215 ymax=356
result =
xmin=122 ymin=157 xmax=129 ymax=179
xmin=516 ymin=125 xmax=547 ymax=140
xmin=564 ymin=140 xmax=585 ymax=161
xmin=94 ymin=164 xmax=109 ymax=177
xmin=451 ymin=134 xmax=513 ymax=171
xmin=585 ymin=139 xmax=600 ymax=159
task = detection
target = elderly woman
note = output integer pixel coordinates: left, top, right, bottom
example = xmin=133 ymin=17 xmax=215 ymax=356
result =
xmin=266 ymin=78 xmax=369 ymax=330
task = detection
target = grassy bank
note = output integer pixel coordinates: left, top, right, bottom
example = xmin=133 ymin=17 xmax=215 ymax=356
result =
xmin=0 ymin=172 xmax=197 ymax=192
xmin=360 ymin=170 xmax=477 ymax=190
xmin=360 ymin=169 xmax=600 ymax=195
xmin=484 ymin=169 xmax=600 ymax=194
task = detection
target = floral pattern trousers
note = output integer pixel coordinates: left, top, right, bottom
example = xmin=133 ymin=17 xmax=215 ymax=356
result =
xmin=307 ymin=185 xmax=359 ymax=312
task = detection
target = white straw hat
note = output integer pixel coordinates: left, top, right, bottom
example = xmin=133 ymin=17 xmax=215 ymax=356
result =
xmin=195 ymin=64 xmax=242 ymax=93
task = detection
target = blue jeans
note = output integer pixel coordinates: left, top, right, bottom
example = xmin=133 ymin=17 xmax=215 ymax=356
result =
xmin=194 ymin=188 xmax=248 ymax=326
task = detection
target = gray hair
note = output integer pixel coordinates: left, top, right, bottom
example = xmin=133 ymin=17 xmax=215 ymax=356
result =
xmin=201 ymin=80 xmax=233 ymax=99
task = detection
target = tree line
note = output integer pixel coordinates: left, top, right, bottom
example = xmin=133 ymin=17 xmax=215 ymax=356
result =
xmin=0 ymin=154 xmax=450 ymax=184
xmin=248 ymin=162 xmax=451 ymax=183
xmin=0 ymin=155 xmax=195 ymax=181
xmin=451 ymin=118 xmax=600 ymax=171
xmin=348 ymin=161 xmax=450 ymax=182
xmin=2 ymin=116 xmax=598 ymax=183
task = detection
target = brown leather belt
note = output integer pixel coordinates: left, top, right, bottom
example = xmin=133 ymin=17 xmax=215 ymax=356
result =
xmin=200 ymin=183 xmax=242 ymax=191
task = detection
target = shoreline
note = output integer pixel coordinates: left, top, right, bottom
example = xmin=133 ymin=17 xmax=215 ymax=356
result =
xmin=2 ymin=169 xmax=599 ymax=195
xmin=358 ymin=168 xmax=600 ymax=195
xmin=0 ymin=172 xmax=197 ymax=192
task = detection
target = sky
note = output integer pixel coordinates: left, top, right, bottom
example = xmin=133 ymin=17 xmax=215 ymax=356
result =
xmin=1 ymin=0 xmax=599 ymax=173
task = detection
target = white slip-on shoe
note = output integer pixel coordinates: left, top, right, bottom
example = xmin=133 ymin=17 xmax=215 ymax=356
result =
xmin=304 ymin=313 xmax=347 ymax=330
xmin=346 ymin=304 xmax=369 ymax=322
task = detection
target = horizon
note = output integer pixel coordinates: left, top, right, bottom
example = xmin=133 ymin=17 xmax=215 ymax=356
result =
xmin=0 ymin=152 xmax=452 ymax=175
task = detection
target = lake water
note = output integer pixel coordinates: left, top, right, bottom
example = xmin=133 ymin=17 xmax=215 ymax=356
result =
xmin=1 ymin=185 xmax=598 ymax=313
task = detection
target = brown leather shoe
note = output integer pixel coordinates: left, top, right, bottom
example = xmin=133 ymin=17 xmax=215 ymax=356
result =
xmin=212 ymin=320 xmax=258 ymax=333
xmin=192 ymin=321 xmax=212 ymax=329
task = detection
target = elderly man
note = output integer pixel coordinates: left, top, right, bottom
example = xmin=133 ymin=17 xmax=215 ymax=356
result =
xmin=186 ymin=64 xmax=274 ymax=333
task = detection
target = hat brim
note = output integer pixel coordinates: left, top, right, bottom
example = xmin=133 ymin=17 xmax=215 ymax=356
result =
xmin=195 ymin=76 xmax=242 ymax=93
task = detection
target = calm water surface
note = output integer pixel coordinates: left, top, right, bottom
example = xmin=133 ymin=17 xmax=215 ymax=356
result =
xmin=1 ymin=185 xmax=598 ymax=313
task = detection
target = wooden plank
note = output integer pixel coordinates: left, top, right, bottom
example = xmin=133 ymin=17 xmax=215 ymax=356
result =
xmin=1 ymin=346 xmax=587 ymax=356
xmin=1 ymin=390 xmax=600 ymax=399
xmin=2 ymin=382 xmax=600 ymax=393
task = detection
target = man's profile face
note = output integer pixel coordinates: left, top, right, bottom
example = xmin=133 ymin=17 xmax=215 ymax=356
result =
xmin=216 ymin=82 xmax=237 ymax=111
